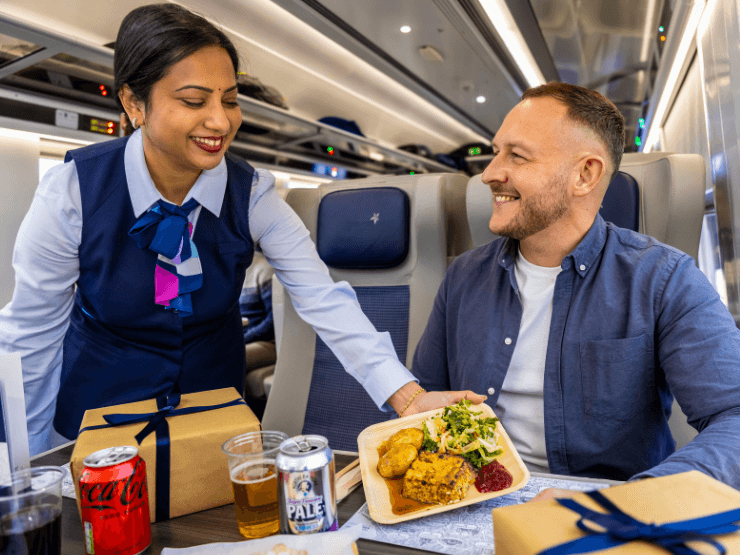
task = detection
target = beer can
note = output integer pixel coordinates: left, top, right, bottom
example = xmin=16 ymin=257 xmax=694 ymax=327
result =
xmin=79 ymin=446 xmax=152 ymax=555
xmin=276 ymin=435 xmax=337 ymax=534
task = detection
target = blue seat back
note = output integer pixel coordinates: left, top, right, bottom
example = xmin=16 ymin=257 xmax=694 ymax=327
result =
xmin=600 ymin=171 xmax=640 ymax=231
xmin=302 ymin=286 xmax=408 ymax=448
xmin=262 ymin=174 xmax=454 ymax=451
xmin=302 ymin=188 xmax=411 ymax=450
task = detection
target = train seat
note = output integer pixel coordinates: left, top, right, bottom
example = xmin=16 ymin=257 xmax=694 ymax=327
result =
xmin=269 ymin=174 xmax=468 ymax=356
xmin=618 ymin=152 xmax=706 ymax=263
xmin=442 ymin=174 xmax=473 ymax=265
xmin=466 ymin=152 xmax=706 ymax=449
xmin=261 ymin=174 xmax=458 ymax=451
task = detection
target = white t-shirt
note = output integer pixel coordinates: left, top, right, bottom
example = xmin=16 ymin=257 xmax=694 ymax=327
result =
xmin=495 ymin=251 xmax=561 ymax=473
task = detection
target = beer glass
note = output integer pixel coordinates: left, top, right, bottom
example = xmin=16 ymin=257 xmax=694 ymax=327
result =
xmin=222 ymin=431 xmax=287 ymax=539
xmin=0 ymin=466 xmax=65 ymax=555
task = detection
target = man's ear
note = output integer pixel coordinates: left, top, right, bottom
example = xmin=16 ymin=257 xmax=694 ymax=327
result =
xmin=118 ymin=84 xmax=145 ymax=127
xmin=573 ymin=155 xmax=607 ymax=198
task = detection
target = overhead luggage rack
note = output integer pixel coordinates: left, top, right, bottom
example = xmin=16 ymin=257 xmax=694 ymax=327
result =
xmin=0 ymin=11 xmax=464 ymax=177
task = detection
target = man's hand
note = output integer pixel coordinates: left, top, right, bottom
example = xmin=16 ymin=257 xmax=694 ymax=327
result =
xmin=387 ymin=382 xmax=487 ymax=417
xmin=528 ymin=488 xmax=577 ymax=503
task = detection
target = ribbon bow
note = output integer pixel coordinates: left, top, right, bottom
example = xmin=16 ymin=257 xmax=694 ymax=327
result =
xmin=79 ymin=393 xmax=247 ymax=521
xmin=539 ymin=490 xmax=740 ymax=555
xmin=129 ymin=199 xmax=199 ymax=261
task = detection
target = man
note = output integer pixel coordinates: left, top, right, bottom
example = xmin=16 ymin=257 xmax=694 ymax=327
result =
xmin=411 ymin=82 xmax=740 ymax=493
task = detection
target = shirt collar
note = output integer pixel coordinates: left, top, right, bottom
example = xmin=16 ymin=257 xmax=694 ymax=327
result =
xmin=497 ymin=237 xmax=518 ymax=271
xmin=564 ymin=213 xmax=607 ymax=276
xmin=124 ymin=128 xmax=227 ymax=218
xmin=496 ymin=214 xmax=607 ymax=277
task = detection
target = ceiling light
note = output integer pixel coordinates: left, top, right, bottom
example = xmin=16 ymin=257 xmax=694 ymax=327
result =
xmin=643 ymin=0 xmax=706 ymax=153
xmin=477 ymin=0 xmax=546 ymax=88
xmin=419 ymin=45 xmax=445 ymax=63
xmin=476 ymin=96 xmax=486 ymax=103
xmin=0 ymin=128 xmax=39 ymax=142
xmin=400 ymin=25 xmax=411 ymax=34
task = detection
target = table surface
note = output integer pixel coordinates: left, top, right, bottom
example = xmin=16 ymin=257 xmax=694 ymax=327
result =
xmin=33 ymin=443 xmax=620 ymax=555
xmin=33 ymin=443 xmax=434 ymax=555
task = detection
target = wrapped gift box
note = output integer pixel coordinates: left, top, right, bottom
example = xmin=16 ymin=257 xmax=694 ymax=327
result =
xmin=70 ymin=387 xmax=260 ymax=522
xmin=493 ymin=471 xmax=740 ymax=554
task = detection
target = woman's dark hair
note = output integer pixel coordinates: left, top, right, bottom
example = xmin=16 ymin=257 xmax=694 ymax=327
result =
xmin=114 ymin=4 xmax=240 ymax=109
xmin=522 ymin=82 xmax=625 ymax=182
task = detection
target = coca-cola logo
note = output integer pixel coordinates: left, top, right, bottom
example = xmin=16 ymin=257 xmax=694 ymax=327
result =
xmin=80 ymin=458 xmax=148 ymax=511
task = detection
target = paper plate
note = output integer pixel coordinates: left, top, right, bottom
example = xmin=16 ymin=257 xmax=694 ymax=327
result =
xmin=357 ymin=403 xmax=530 ymax=524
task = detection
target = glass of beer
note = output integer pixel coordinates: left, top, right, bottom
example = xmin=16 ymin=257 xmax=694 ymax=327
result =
xmin=0 ymin=466 xmax=65 ymax=555
xmin=222 ymin=431 xmax=287 ymax=539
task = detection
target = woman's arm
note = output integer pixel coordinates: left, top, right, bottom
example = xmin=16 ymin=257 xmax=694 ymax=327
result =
xmin=0 ymin=161 xmax=81 ymax=454
xmin=247 ymin=170 xmax=484 ymax=415
xmin=248 ymin=170 xmax=415 ymax=410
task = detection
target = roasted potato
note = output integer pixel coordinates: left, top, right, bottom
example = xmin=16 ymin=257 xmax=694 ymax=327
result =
xmin=377 ymin=427 xmax=424 ymax=457
xmin=377 ymin=443 xmax=419 ymax=478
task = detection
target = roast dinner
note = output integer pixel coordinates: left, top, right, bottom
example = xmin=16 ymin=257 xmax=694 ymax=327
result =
xmin=376 ymin=400 xmax=513 ymax=506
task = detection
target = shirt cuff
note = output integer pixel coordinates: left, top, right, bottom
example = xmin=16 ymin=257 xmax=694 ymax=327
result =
xmin=359 ymin=359 xmax=418 ymax=412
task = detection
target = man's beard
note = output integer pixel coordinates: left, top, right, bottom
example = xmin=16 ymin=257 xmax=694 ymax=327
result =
xmin=491 ymin=174 xmax=570 ymax=240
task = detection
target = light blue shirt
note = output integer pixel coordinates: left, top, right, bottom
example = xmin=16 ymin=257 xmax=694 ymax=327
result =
xmin=0 ymin=129 xmax=415 ymax=455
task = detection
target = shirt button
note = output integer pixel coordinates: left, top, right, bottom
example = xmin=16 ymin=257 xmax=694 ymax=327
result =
xmin=504 ymin=337 xmax=512 ymax=345
xmin=579 ymin=264 xmax=586 ymax=271
xmin=487 ymin=387 xmax=495 ymax=395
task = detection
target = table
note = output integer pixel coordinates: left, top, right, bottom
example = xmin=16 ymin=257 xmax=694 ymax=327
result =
xmin=32 ymin=443 xmax=433 ymax=555
xmin=33 ymin=444 xmax=621 ymax=555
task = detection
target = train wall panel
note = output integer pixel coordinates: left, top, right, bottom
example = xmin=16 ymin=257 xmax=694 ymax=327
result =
xmin=698 ymin=0 xmax=740 ymax=324
xmin=0 ymin=135 xmax=39 ymax=306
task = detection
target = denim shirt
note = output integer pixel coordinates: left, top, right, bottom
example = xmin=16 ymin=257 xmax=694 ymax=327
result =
xmin=412 ymin=214 xmax=740 ymax=486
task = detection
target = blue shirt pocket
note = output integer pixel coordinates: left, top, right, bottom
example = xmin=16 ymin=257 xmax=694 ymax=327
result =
xmin=580 ymin=333 xmax=656 ymax=421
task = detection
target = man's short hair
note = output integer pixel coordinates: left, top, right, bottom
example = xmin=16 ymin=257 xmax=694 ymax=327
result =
xmin=522 ymin=83 xmax=625 ymax=182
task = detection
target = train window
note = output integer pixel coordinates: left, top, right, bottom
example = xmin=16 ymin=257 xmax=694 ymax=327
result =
xmin=268 ymin=170 xmax=329 ymax=190
xmin=698 ymin=210 xmax=727 ymax=306
xmin=38 ymin=157 xmax=62 ymax=181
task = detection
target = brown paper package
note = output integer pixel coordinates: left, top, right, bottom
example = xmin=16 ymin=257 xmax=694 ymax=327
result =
xmin=493 ymin=470 xmax=740 ymax=554
xmin=70 ymin=387 xmax=261 ymax=522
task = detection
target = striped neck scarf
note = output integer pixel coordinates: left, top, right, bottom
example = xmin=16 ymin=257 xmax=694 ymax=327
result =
xmin=128 ymin=199 xmax=203 ymax=317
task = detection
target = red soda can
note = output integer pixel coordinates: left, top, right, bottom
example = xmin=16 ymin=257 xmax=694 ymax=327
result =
xmin=79 ymin=446 xmax=152 ymax=555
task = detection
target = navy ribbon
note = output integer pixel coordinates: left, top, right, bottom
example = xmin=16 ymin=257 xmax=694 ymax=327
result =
xmin=538 ymin=489 xmax=740 ymax=555
xmin=79 ymin=394 xmax=247 ymax=521
xmin=128 ymin=198 xmax=200 ymax=260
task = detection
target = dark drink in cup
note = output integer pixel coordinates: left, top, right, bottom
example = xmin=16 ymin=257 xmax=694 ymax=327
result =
xmin=0 ymin=505 xmax=61 ymax=555
xmin=0 ymin=467 xmax=64 ymax=555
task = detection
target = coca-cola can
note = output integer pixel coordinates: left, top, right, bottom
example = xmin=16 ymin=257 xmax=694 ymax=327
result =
xmin=79 ymin=446 xmax=152 ymax=555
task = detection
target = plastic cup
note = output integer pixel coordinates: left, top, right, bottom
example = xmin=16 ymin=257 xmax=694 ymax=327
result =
xmin=0 ymin=466 xmax=65 ymax=555
xmin=222 ymin=431 xmax=288 ymax=539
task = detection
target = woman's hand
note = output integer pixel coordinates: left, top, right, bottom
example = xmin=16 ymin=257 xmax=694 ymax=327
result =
xmin=388 ymin=382 xmax=487 ymax=417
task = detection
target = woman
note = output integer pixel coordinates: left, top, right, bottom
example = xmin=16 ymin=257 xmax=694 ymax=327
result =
xmin=0 ymin=3 xmax=484 ymax=455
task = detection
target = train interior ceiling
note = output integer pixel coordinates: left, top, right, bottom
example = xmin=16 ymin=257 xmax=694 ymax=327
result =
xmin=0 ymin=0 xmax=735 ymax=449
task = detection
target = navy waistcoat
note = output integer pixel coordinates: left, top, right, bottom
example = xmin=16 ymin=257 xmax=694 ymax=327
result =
xmin=54 ymin=136 xmax=255 ymax=439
